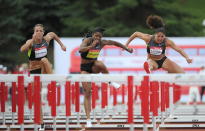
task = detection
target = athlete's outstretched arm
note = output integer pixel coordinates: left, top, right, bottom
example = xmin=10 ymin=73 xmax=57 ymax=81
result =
xmin=125 ymin=32 xmax=151 ymax=46
xmin=45 ymin=32 xmax=66 ymax=51
xmin=167 ymin=39 xmax=192 ymax=64
xmin=102 ymin=40 xmax=133 ymax=53
xmin=20 ymin=39 xmax=33 ymax=52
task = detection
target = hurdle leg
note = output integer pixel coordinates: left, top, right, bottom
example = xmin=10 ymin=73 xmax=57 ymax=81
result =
xmin=53 ymin=116 xmax=56 ymax=131
xmin=169 ymin=87 xmax=174 ymax=118
xmin=161 ymin=112 xmax=164 ymax=124
xmin=12 ymin=112 xmax=15 ymax=125
xmin=66 ymin=116 xmax=69 ymax=131
xmin=101 ymin=108 xmax=105 ymax=120
xmin=107 ymin=85 xmax=112 ymax=118
xmin=143 ymin=124 xmax=148 ymax=131
xmin=113 ymin=105 xmax=118 ymax=115
xmin=152 ymin=116 xmax=157 ymax=131
xmin=20 ymin=124 xmax=24 ymax=131
xmin=3 ymin=112 xmax=5 ymax=125
xmin=92 ymin=109 xmax=96 ymax=120
xmin=112 ymin=106 xmax=116 ymax=116
xmin=77 ymin=112 xmax=80 ymax=125
xmin=34 ymin=124 xmax=38 ymax=131
xmin=129 ymin=124 xmax=134 ymax=131
xmin=105 ymin=106 xmax=109 ymax=118
xmin=123 ymin=104 xmax=127 ymax=113
xmin=29 ymin=109 xmax=32 ymax=120
xmin=165 ymin=109 xmax=169 ymax=118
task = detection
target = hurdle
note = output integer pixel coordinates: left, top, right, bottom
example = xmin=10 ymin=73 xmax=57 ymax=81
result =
xmin=1 ymin=74 xmax=205 ymax=131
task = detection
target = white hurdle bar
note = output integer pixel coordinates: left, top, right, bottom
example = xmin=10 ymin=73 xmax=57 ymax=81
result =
xmin=1 ymin=74 xmax=205 ymax=85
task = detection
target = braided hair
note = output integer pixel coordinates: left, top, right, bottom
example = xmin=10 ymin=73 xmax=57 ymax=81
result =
xmin=83 ymin=27 xmax=105 ymax=39
xmin=146 ymin=15 xmax=165 ymax=34
xmin=92 ymin=27 xmax=105 ymax=34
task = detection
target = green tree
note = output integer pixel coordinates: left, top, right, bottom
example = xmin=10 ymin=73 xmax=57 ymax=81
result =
xmin=62 ymin=0 xmax=204 ymax=37
xmin=0 ymin=0 xmax=25 ymax=66
xmin=0 ymin=0 xmax=69 ymax=68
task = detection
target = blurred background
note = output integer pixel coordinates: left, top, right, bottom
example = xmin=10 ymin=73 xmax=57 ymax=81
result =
xmin=0 ymin=0 xmax=205 ymax=74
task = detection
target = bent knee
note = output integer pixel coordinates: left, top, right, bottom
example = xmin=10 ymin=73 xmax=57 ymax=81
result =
xmin=84 ymin=90 xmax=91 ymax=97
xmin=94 ymin=61 xmax=103 ymax=66
xmin=94 ymin=61 xmax=107 ymax=69
xmin=41 ymin=58 xmax=51 ymax=66
xmin=41 ymin=57 xmax=49 ymax=63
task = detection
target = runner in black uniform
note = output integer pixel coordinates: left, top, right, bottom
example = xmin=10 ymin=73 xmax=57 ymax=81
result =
xmin=79 ymin=27 xmax=133 ymax=127
xmin=27 ymin=39 xmax=49 ymax=74
xmin=125 ymin=15 xmax=192 ymax=73
xmin=146 ymin=35 xmax=167 ymax=69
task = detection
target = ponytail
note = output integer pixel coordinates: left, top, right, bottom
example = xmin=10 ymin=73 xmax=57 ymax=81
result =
xmin=146 ymin=15 xmax=165 ymax=33
xmin=84 ymin=31 xmax=92 ymax=38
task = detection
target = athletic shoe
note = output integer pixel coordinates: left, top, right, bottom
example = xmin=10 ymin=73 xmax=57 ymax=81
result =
xmin=86 ymin=119 xmax=92 ymax=127
xmin=144 ymin=61 xmax=151 ymax=74
xmin=39 ymin=123 xmax=45 ymax=131
xmin=39 ymin=128 xmax=45 ymax=131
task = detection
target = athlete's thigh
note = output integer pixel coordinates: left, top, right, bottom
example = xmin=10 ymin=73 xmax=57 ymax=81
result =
xmin=41 ymin=57 xmax=52 ymax=74
xmin=93 ymin=60 xmax=109 ymax=73
xmin=147 ymin=59 xmax=158 ymax=70
xmin=162 ymin=58 xmax=185 ymax=73
xmin=91 ymin=63 xmax=100 ymax=73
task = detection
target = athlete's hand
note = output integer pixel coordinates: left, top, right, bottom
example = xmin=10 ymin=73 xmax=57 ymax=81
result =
xmin=123 ymin=45 xmax=133 ymax=53
xmin=186 ymin=58 xmax=193 ymax=64
xmin=61 ymin=45 xmax=66 ymax=51
xmin=91 ymin=39 xmax=99 ymax=47
xmin=122 ymin=44 xmax=129 ymax=51
xmin=32 ymin=33 xmax=38 ymax=42
xmin=32 ymin=33 xmax=42 ymax=42
xmin=127 ymin=47 xmax=133 ymax=53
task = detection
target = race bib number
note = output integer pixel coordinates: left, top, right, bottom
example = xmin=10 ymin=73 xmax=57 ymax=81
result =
xmin=150 ymin=47 xmax=162 ymax=55
xmin=35 ymin=46 xmax=47 ymax=58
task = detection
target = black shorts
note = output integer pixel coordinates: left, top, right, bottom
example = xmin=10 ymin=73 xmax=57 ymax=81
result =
xmin=30 ymin=68 xmax=41 ymax=74
xmin=155 ymin=56 xmax=167 ymax=69
xmin=80 ymin=62 xmax=94 ymax=73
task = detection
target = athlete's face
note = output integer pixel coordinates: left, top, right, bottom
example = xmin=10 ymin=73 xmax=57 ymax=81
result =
xmin=34 ymin=26 xmax=44 ymax=39
xmin=92 ymin=32 xmax=103 ymax=41
xmin=155 ymin=32 xmax=165 ymax=43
